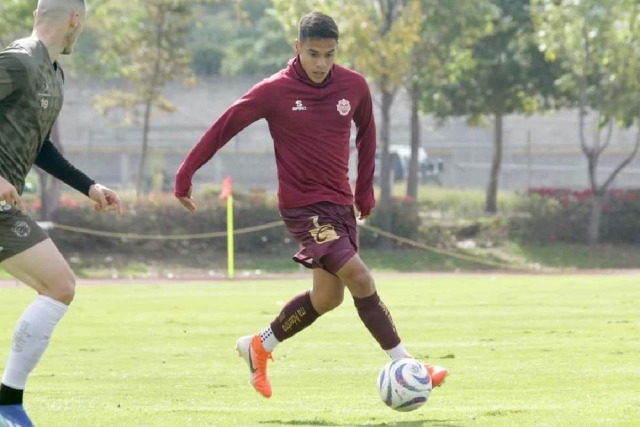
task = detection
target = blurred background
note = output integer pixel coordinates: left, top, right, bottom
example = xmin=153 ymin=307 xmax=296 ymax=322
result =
xmin=2 ymin=0 xmax=640 ymax=277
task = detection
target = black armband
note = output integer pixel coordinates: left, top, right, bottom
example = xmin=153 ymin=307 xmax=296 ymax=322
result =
xmin=34 ymin=138 xmax=95 ymax=196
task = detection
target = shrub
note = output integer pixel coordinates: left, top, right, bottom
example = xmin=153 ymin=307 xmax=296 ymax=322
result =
xmin=509 ymin=188 xmax=640 ymax=244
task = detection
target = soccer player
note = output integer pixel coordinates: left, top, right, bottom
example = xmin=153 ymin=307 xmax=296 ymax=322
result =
xmin=0 ymin=1 xmax=121 ymax=424
xmin=175 ymin=12 xmax=448 ymax=399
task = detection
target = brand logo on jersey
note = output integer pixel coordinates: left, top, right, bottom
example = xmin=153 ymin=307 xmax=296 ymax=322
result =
xmin=12 ymin=221 xmax=31 ymax=238
xmin=337 ymin=99 xmax=351 ymax=116
xmin=38 ymin=82 xmax=52 ymax=109
xmin=308 ymin=216 xmax=340 ymax=244
xmin=292 ymin=100 xmax=307 ymax=111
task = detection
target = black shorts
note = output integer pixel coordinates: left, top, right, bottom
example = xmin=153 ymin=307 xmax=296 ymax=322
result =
xmin=0 ymin=204 xmax=49 ymax=262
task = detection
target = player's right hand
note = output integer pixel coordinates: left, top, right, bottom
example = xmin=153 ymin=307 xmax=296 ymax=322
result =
xmin=176 ymin=186 xmax=197 ymax=212
xmin=0 ymin=177 xmax=26 ymax=212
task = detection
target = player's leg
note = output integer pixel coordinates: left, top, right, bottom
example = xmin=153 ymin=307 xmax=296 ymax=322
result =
xmin=260 ymin=267 xmax=344 ymax=351
xmin=333 ymin=254 xmax=448 ymax=387
xmin=235 ymin=268 xmax=345 ymax=398
xmin=0 ymin=237 xmax=75 ymax=407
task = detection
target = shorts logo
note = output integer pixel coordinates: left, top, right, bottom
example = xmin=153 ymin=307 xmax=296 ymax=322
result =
xmin=309 ymin=216 xmax=340 ymax=244
xmin=336 ymin=98 xmax=351 ymax=116
xmin=1 ymin=204 xmax=12 ymax=211
xmin=12 ymin=221 xmax=31 ymax=238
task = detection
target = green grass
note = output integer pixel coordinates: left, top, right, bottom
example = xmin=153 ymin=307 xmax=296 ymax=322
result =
xmin=238 ymin=249 xmax=495 ymax=274
xmin=1 ymin=275 xmax=639 ymax=426
xmin=508 ymin=243 xmax=640 ymax=269
xmin=4 ymin=241 xmax=640 ymax=281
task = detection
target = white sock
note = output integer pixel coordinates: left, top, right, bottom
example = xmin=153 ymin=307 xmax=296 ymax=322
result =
xmin=386 ymin=343 xmax=410 ymax=360
xmin=2 ymin=296 xmax=69 ymax=389
xmin=259 ymin=326 xmax=280 ymax=352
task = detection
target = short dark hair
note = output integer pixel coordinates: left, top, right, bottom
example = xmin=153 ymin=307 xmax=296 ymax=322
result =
xmin=298 ymin=12 xmax=339 ymax=43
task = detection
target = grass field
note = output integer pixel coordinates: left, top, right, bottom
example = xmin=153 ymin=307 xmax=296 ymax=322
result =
xmin=1 ymin=274 xmax=639 ymax=427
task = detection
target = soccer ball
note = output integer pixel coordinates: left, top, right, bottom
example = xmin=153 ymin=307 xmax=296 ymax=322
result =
xmin=377 ymin=358 xmax=432 ymax=412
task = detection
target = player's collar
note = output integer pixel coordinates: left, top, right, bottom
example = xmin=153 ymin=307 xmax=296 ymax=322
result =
xmin=289 ymin=56 xmax=334 ymax=88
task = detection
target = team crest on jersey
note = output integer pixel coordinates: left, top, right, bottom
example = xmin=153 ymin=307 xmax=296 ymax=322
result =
xmin=336 ymin=99 xmax=351 ymax=116
xmin=12 ymin=221 xmax=31 ymax=238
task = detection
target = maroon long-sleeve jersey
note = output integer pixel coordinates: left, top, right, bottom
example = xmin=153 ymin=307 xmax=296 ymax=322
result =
xmin=174 ymin=57 xmax=377 ymax=216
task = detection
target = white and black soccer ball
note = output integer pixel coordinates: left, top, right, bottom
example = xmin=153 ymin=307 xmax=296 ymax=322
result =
xmin=377 ymin=357 xmax=432 ymax=412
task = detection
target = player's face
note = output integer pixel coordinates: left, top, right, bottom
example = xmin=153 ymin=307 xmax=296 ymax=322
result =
xmin=295 ymin=38 xmax=337 ymax=84
xmin=62 ymin=10 xmax=85 ymax=55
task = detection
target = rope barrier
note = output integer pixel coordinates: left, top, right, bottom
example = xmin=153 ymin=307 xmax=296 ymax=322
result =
xmin=50 ymin=220 xmax=284 ymax=240
xmin=359 ymin=224 xmax=531 ymax=271
xmin=49 ymin=219 xmax=530 ymax=271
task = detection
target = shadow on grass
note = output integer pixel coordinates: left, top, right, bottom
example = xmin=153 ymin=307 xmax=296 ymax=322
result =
xmin=259 ymin=419 xmax=467 ymax=427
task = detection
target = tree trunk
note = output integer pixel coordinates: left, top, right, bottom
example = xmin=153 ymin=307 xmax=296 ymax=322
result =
xmin=406 ymin=80 xmax=420 ymax=200
xmin=136 ymin=98 xmax=153 ymax=198
xmin=485 ymin=111 xmax=503 ymax=213
xmin=37 ymin=121 xmax=62 ymax=220
xmin=587 ymin=190 xmax=604 ymax=245
xmin=379 ymin=81 xmax=394 ymax=249
xmin=136 ymin=8 xmax=166 ymax=198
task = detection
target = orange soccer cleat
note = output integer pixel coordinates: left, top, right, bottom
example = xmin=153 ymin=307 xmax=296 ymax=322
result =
xmin=234 ymin=335 xmax=274 ymax=398
xmin=424 ymin=363 xmax=449 ymax=388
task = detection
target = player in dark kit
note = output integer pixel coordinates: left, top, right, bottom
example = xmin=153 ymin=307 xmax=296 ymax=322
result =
xmin=175 ymin=12 xmax=448 ymax=398
xmin=0 ymin=1 xmax=121 ymax=425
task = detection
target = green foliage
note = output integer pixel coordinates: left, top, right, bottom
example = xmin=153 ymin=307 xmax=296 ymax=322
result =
xmin=425 ymin=0 xmax=564 ymax=120
xmin=185 ymin=0 xmax=290 ymax=76
xmin=0 ymin=0 xmax=33 ymax=46
xmin=509 ymin=188 xmax=640 ymax=244
xmin=92 ymin=0 xmax=200 ymax=123
xmin=362 ymin=197 xmax=422 ymax=247
xmin=508 ymin=193 xmax=565 ymax=243
xmin=532 ymin=0 xmax=640 ymax=128
xmin=532 ymin=0 xmax=640 ymax=242
xmin=49 ymin=193 xmax=292 ymax=257
xmin=220 ymin=12 xmax=291 ymax=76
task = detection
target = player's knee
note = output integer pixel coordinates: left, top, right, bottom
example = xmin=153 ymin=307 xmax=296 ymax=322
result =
xmin=342 ymin=267 xmax=375 ymax=297
xmin=312 ymin=288 xmax=344 ymax=314
xmin=47 ymin=275 xmax=76 ymax=305
xmin=325 ymin=288 xmax=345 ymax=311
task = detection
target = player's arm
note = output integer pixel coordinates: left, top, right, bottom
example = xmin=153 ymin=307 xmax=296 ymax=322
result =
xmin=352 ymin=78 xmax=377 ymax=219
xmin=174 ymin=80 xmax=271 ymax=211
xmin=35 ymin=134 xmax=122 ymax=213
xmin=0 ymin=52 xmax=28 ymax=210
xmin=0 ymin=52 xmax=24 ymax=103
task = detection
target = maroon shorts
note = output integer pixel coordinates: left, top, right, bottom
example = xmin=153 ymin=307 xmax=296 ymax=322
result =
xmin=280 ymin=202 xmax=359 ymax=274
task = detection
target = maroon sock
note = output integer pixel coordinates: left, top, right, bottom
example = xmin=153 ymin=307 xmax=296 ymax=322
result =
xmin=353 ymin=292 xmax=401 ymax=350
xmin=270 ymin=290 xmax=320 ymax=342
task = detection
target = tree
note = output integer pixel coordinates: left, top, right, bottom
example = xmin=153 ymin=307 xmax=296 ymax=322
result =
xmin=220 ymin=16 xmax=291 ymax=76
xmin=406 ymin=0 xmax=496 ymax=199
xmin=92 ymin=0 xmax=209 ymax=197
xmin=271 ymin=0 xmax=422 ymax=242
xmin=425 ymin=0 xmax=562 ymax=213
xmin=532 ymin=0 xmax=640 ymax=244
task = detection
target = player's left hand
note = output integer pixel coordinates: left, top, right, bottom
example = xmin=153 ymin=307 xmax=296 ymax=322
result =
xmin=88 ymin=184 xmax=122 ymax=214
xmin=355 ymin=203 xmax=371 ymax=220
xmin=176 ymin=186 xmax=197 ymax=212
